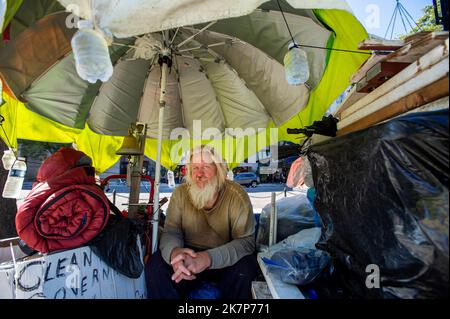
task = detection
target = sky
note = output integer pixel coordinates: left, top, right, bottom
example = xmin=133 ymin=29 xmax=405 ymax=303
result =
xmin=346 ymin=0 xmax=435 ymax=39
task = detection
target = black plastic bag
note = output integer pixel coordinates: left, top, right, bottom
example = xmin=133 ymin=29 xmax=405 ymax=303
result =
xmin=309 ymin=109 xmax=449 ymax=298
xmin=89 ymin=211 xmax=147 ymax=279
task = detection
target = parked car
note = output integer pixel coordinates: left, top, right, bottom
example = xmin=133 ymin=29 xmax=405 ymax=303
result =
xmin=234 ymin=172 xmax=260 ymax=188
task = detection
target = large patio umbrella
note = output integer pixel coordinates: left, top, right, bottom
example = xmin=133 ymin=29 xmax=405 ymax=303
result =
xmin=0 ymin=0 xmax=369 ymax=250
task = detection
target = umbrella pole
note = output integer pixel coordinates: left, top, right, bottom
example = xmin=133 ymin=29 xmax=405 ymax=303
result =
xmin=151 ymin=48 xmax=170 ymax=253
xmin=128 ymin=124 xmax=147 ymax=219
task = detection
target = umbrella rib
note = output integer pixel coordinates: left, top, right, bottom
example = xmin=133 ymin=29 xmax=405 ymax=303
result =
xmin=177 ymin=41 xmax=234 ymax=53
xmin=176 ymin=21 xmax=217 ymax=49
xmin=112 ymin=42 xmax=141 ymax=50
xmin=169 ymin=28 xmax=180 ymax=47
xmin=172 ymin=57 xmax=186 ymax=128
xmin=177 ymin=54 xmax=216 ymax=63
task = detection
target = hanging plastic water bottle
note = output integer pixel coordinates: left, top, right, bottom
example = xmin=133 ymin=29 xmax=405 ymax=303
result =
xmin=167 ymin=170 xmax=175 ymax=188
xmin=2 ymin=157 xmax=27 ymax=199
xmin=71 ymin=20 xmax=113 ymax=83
xmin=283 ymin=42 xmax=310 ymax=85
xmin=2 ymin=149 xmax=16 ymax=170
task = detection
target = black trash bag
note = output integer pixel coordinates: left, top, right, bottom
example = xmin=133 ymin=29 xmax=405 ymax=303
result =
xmin=262 ymin=247 xmax=330 ymax=285
xmin=309 ymin=109 xmax=449 ymax=298
xmin=89 ymin=210 xmax=147 ymax=279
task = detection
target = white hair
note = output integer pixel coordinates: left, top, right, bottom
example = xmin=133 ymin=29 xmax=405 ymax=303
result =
xmin=185 ymin=145 xmax=227 ymax=209
xmin=185 ymin=145 xmax=227 ymax=190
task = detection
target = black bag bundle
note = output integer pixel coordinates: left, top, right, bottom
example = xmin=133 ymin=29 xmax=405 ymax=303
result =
xmin=89 ymin=201 xmax=147 ymax=279
xmin=308 ymin=109 xmax=449 ymax=298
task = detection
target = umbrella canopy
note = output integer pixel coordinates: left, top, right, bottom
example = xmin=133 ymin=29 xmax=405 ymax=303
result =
xmin=0 ymin=0 xmax=369 ymax=171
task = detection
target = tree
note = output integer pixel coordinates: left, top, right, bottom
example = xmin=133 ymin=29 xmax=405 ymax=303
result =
xmin=19 ymin=139 xmax=68 ymax=161
xmin=0 ymin=138 xmax=18 ymax=239
xmin=402 ymin=5 xmax=443 ymax=38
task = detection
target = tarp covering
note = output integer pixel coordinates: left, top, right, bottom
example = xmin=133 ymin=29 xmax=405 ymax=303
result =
xmin=309 ymin=109 xmax=449 ymax=298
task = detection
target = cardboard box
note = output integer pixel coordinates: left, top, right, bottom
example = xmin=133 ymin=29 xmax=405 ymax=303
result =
xmin=0 ymin=238 xmax=146 ymax=299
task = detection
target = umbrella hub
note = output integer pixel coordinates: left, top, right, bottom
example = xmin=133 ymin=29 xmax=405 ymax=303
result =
xmin=132 ymin=34 xmax=163 ymax=60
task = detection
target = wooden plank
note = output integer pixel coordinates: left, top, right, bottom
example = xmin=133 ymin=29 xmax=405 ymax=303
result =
xmin=399 ymin=95 xmax=449 ymax=115
xmin=358 ymin=39 xmax=404 ymax=51
xmin=340 ymin=57 xmax=448 ymax=129
xmin=251 ymin=281 xmax=273 ymax=299
xmin=334 ymin=85 xmax=367 ymax=117
xmin=386 ymin=31 xmax=448 ymax=63
xmin=356 ymin=61 xmax=410 ymax=93
xmin=404 ymin=31 xmax=434 ymax=43
xmin=341 ymin=38 xmax=449 ymax=120
xmin=314 ymin=96 xmax=449 ymax=146
xmin=337 ymin=76 xmax=449 ymax=136
xmin=257 ymin=252 xmax=305 ymax=299
xmin=351 ymin=53 xmax=388 ymax=84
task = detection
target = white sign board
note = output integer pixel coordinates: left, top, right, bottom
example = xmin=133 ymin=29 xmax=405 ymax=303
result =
xmin=0 ymin=243 xmax=146 ymax=299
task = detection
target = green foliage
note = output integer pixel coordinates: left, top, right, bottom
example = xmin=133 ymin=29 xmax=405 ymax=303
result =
xmin=400 ymin=5 xmax=444 ymax=39
xmin=18 ymin=139 xmax=71 ymax=161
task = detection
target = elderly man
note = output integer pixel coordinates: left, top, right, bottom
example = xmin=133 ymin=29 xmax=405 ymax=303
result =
xmin=145 ymin=146 xmax=258 ymax=299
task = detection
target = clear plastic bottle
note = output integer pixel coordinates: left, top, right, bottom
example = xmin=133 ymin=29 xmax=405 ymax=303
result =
xmin=2 ymin=149 xmax=16 ymax=170
xmin=2 ymin=157 xmax=27 ymax=199
xmin=283 ymin=42 xmax=310 ymax=85
xmin=167 ymin=170 xmax=175 ymax=188
xmin=71 ymin=21 xmax=113 ymax=83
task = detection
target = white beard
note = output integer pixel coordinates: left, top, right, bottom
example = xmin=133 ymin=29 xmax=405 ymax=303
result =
xmin=187 ymin=177 xmax=219 ymax=210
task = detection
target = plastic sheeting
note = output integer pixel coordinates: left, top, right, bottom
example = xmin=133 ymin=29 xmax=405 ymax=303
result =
xmin=262 ymin=247 xmax=330 ymax=285
xmin=90 ymin=213 xmax=146 ymax=279
xmin=256 ymin=193 xmax=317 ymax=248
xmin=308 ymin=109 xmax=449 ymax=298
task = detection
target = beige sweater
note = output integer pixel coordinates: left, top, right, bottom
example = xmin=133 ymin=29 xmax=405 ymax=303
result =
xmin=160 ymin=180 xmax=256 ymax=269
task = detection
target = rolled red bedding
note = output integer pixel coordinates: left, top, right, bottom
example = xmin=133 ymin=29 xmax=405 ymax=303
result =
xmin=15 ymin=148 xmax=110 ymax=253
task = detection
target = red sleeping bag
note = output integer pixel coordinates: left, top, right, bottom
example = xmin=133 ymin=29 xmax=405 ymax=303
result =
xmin=16 ymin=148 xmax=110 ymax=253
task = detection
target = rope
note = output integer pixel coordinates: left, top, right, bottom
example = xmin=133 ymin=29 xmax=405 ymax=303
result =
xmin=385 ymin=1 xmax=423 ymax=39
xmin=276 ymin=0 xmax=371 ymax=55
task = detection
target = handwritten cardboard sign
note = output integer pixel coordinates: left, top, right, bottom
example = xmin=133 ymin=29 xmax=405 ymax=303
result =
xmin=0 ymin=244 xmax=146 ymax=299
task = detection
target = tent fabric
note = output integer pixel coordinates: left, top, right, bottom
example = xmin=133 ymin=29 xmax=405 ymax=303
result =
xmin=0 ymin=2 xmax=369 ymax=172
xmin=0 ymin=0 xmax=23 ymax=34
xmin=1 ymin=10 xmax=323 ymax=136
xmin=0 ymin=92 xmax=123 ymax=173
xmin=55 ymin=0 xmax=352 ymax=38
xmin=0 ymin=12 xmax=75 ymax=99
xmin=0 ymin=0 xmax=64 ymax=39
xmin=277 ymin=9 xmax=369 ymax=143
xmin=205 ymin=9 xmax=331 ymax=89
